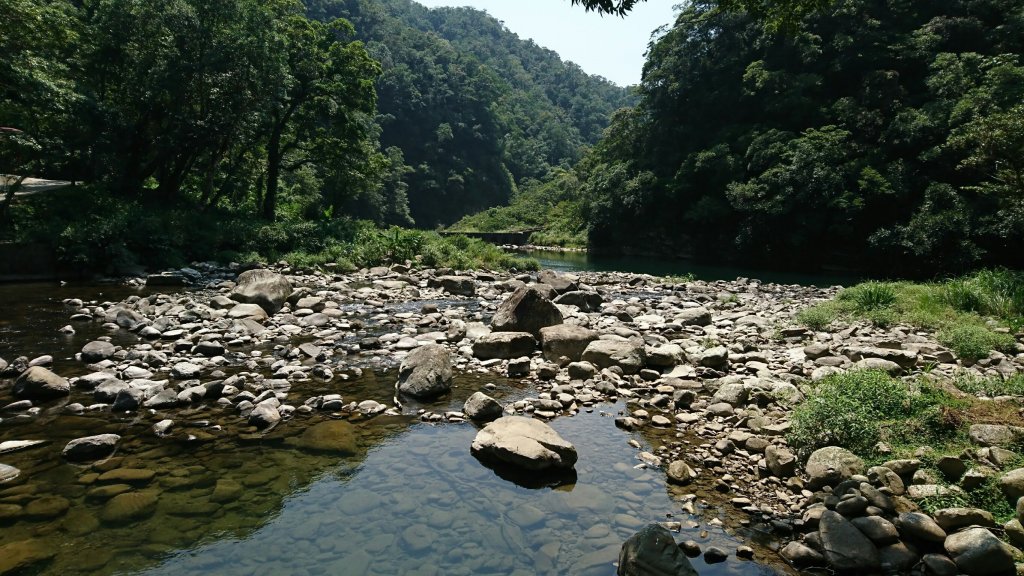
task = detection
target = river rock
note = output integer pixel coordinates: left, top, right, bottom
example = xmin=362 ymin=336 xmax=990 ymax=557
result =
xmin=227 ymin=303 xmax=268 ymax=321
xmin=396 ymin=344 xmax=453 ymax=399
xmin=851 ymin=516 xmax=899 ymax=545
xmin=616 ymin=523 xmax=698 ymax=576
xmin=933 ymin=507 xmax=996 ymax=532
xmin=944 ymin=527 xmax=1016 ymax=576
xmin=699 ymin=346 xmax=729 ymax=369
xmin=896 ymin=512 xmax=946 ymax=543
xmin=291 ymin=420 xmax=358 ymax=454
xmin=472 ymin=332 xmax=536 ymax=360
xmin=248 ymin=402 xmax=281 ymax=429
xmin=0 ymin=463 xmax=20 ymax=484
xmin=94 ymin=378 xmax=130 ymax=403
xmin=13 ymin=366 xmax=70 ymax=400
xmin=229 ymin=269 xmax=292 ymax=314
xmin=539 ymin=324 xmax=598 ymax=362
xmin=999 ymin=467 xmax=1024 ymax=501
xmin=878 ymin=541 xmax=919 ymax=573
xmin=62 ymin=434 xmax=120 ymax=462
xmin=471 ymin=416 xmax=577 ymax=470
xmin=491 ymin=286 xmax=562 ymax=337
xmin=765 ymin=445 xmax=797 ymax=478
xmin=969 ymin=424 xmax=1022 ymax=447
xmin=582 ymin=338 xmax=645 ymax=375
xmin=436 ymin=275 xmax=475 ymax=296
xmin=805 ymin=446 xmax=864 ymax=489
xmin=81 ymin=340 xmax=116 ymax=362
xmin=463 ymin=392 xmax=503 ymax=422
xmin=666 ymin=460 xmax=696 ymax=485
xmin=554 ymin=290 xmax=603 ymax=312
xmin=779 ymin=541 xmax=825 ymax=568
xmin=676 ymin=307 xmax=712 ymax=326
xmin=818 ymin=510 xmax=880 ymax=571
xmin=0 ymin=540 xmax=56 ymax=575
xmin=537 ymin=270 xmax=579 ymax=295
xmin=100 ymin=491 xmax=158 ymax=523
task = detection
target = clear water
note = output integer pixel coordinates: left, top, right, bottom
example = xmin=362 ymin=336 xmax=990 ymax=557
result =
xmin=521 ymin=250 xmax=863 ymax=287
xmin=0 ymin=282 xmax=795 ymax=576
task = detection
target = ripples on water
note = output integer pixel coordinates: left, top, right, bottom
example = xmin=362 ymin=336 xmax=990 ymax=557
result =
xmin=0 ymin=282 xmax=793 ymax=576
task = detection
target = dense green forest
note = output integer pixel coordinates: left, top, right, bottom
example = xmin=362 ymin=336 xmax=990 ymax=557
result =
xmin=580 ymin=0 xmax=1024 ymax=274
xmin=0 ymin=0 xmax=628 ymax=270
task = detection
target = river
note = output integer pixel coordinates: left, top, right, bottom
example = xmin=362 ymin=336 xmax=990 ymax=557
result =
xmin=0 ymin=280 xmax=795 ymax=576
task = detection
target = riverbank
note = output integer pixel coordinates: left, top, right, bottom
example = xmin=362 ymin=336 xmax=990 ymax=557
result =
xmin=1 ymin=263 xmax=1023 ymax=575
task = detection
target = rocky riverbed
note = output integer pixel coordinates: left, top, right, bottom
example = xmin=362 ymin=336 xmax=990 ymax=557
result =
xmin=1 ymin=262 xmax=1023 ymax=575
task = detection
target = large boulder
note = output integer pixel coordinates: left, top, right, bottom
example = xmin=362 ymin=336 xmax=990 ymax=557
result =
xmin=434 ymin=275 xmax=475 ymax=296
xmin=1000 ymin=467 xmax=1024 ymax=501
xmin=229 ymin=269 xmax=292 ymax=315
xmin=463 ymin=392 xmax=503 ymax=422
xmin=539 ymin=325 xmax=598 ymax=362
xmin=62 ymin=434 xmax=120 ymax=462
xmin=766 ymin=445 xmax=798 ymax=478
xmin=491 ymin=286 xmax=562 ymax=337
xmin=970 ymin=424 xmax=1024 ymax=447
xmin=471 ymin=416 xmax=577 ymax=471
xmin=944 ymin=527 xmax=1016 ymax=576
xmin=553 ymin=291 xmax=603 ymax=312
xmin=396 ymin=344 xmax=453 ymax=399
xmin=819 ymin=510 xmax=881 ymax=571
xmin=806 ymin=446 xmax=865 ymax=489
xmin=675 ymin=307 xmax=712 ymax=326
xmin=616 ymin=523 xmax=698 ymax=576
xmin=537 ymin=270 xmax=579 ymax=295
xmin=472 ymin=332 xmax=536 ymax=360
xmin=13 ymin=367 xmax=70 ymax=400
xmin=80 ymin=341 xmax=115 ymax=363
xmin=581 ymin=338 xmax=645 ymax=375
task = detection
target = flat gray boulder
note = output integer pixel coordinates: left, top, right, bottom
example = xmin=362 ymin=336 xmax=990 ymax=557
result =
xmin=491 ymin=286 xmax=562 ymax=337
xmin=819 ymin=510 xmax=880 ymax=571
xmin=806 ymin=446 xmax=864 ymax=489
xmin=539 ymin=324 xmax=598 ymax=362
xmin=229 ymin=269 xmax=292 ymax=315
xmin=396 ymin=344 xmax=453 ymax=399
xmin=80 ymin=341 xmax=115 ymax=362
xmin=471 ymin=416 xmax=577 ymax=471
xmin=13 ymin=367 xmax=70 ymax=400
xmin=62 ymin=434 xmax=120 ymax=462
xmin=582 ymin=338 xmax=645 ymax=375
xmin=944 ymin=527 xmax=1016 ymax=576
xmin=472 ymin=332 xmax=535 ymax=360
xmin=616 ymin=523 xmax=698 ymax=576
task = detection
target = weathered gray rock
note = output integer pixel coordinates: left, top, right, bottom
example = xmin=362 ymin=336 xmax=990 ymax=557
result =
xmin=539 ymin=324 xmax=598 ymax=362
xmin=878 ymin=541 xmax=919 ymax=574
xmin=779 ymin=541 xmax=825 ymax=568
xmin=463 ymin=392 xmax=503 ymax=422
xmin=675 ymin=307 xmax=711 ymax=326
xmin=765 ymin=445 xmax=798 ymax=478
xmin=290 ymin=420 xmax=358 ymax=454
xmin=582 ymin=338 xmax=645 ymax=375
xmin=944 ymin=527 xmax=1016 ymax=576
xmin=806 ymin=446 xmax=864 ymax=489
xmin=227 ymin=303 xmax=268 ymax=321
xmin=999 ymin=467 xmax=1024 ymax=501
xmin=645 ymin=344 xmax=683 ymax=368
xmin=818 ymin=510 xmax=880 ymax=571
xmin=666 ymin=461 xmax=696 ymax=485
xmin=396 ymin=344 xmax=453 ymax=399
xmin=229 ymin=269 xmax=293 ymax=314
xmin=170 ymin=362 xmax=201 ymax=380
xmin=896 ymin=512 xmax=947 ymax=543
xmin=436 ymin=275 xmax=475 ymax=296
xmin=922 ymin=553 xmax=959 ymax=576
xmin=13 ymin=366 xmax=70 ymax=400
xmin=471 ymin=416 xmax=577 ymax=470
xmin=712 ymin=383 xmax=748 ymax=407
xmin=472 ymin=332 xmax=536 ymax=360
xmin=851 ymin=516 xmax=899 ymax=545
xmin=616 ymin=523 xmax=698 ymax=576
xmin=0 ymin=463 xmax=20 ymax=484
xmin=248 ymin=402 xmax=281 ymax=429
xmin=491 ymin=286 xmax=562 ymax=337
xmin=553 ymin=290 xmax=603 ymax=312
xmin=537 ymin=270 xmax=579 ymax=295
xmin=62 ymin=434 xmax=120 ymax=462
xmin=699 ymin=346 xmax=729 ymax=369
xmin=80 ymin=341 xmax=115 ymax=362
xmin=933 ymin=508 xmax=996 ymax=532
xmin=969 ymin=424 xmax=1023 ymax=447
xmin=1005 ymin=518 xmax=1024 ymax=548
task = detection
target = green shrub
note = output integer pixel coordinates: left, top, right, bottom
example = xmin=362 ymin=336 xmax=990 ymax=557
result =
xmin=943 ymin=279 xmax=986 ymax=314
xmin=789 ymin=370 xmax=915 ymax=457
xmin=937 ymin=324 xmax=1016 ymax=362
xmin=919 ymin=477 xmax=1017 ymax=524
xmin=954 ymin=373 xmax=1024 ymax=397
xmin=796 ymin=305 xmax=837 ymax=331
xmin=839 ymin=281 xmax=898 ymax=312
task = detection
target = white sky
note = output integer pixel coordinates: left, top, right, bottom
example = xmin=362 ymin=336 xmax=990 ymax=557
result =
xmin=413 ymin=0 xmax=680 ymax=86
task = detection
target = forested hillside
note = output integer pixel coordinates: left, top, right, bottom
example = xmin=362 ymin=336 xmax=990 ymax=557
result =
xmin=578 ymin=0 xmax=1024 ymax=274
xmin=308 ymin=0 xmax=634 ymax=227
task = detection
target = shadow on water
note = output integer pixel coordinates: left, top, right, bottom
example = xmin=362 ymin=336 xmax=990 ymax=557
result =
xmin=520 ymin=250 xmax=864 ymax=287
xmin=0 ymin=282 xmax=796 ymax=576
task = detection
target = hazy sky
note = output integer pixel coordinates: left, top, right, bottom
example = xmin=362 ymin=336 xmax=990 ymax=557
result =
xmin=413 ymin=0 xmax=679 ymax=86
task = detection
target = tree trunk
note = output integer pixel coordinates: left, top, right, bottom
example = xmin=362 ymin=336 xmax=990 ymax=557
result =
xmin=0 ymin=174 xmax=27 ymax=224
xmin=263 ymin=129 xmax=282 ymax=221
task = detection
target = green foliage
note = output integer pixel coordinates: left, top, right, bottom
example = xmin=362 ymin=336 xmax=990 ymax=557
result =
xmin=838 ymin=281 xmax=899 ymax=312
xmin=937 ymin=324 xmax=1017 ymax=362
xmin=789 ymin=370 xmax=958 ymax=458
xmin=919 ymin=477 xmax=1018 ymax=525
xmin=954 ymin=373 xmax=1024 ymax=397
xmin=577 ymin=0 xmax=1024 ymax=274
xmin=796 ymin=304 xmax=838 ymax=331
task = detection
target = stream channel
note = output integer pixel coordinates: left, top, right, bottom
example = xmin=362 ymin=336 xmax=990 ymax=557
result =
xmin=0 ymin=279 xmax=797 ymax=576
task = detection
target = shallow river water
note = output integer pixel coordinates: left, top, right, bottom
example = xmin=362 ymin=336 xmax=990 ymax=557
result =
xmin=0 ymin=281 xmax=794 ymax=576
